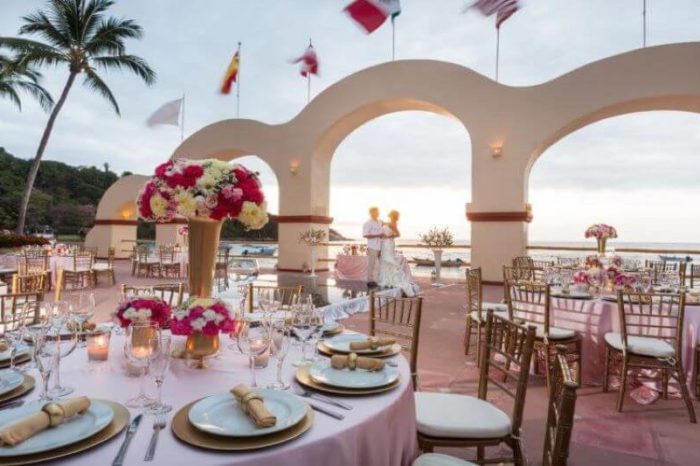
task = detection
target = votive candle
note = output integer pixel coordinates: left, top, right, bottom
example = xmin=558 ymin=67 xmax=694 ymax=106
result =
xmin=87 ymin=332 xmax=111 ymax=361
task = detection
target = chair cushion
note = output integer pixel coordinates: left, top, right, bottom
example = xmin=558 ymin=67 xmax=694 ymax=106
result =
xmin=413 ymin=453 xmax=476 ymax=466
xmin=604 ymin=332 xmax=675 ymax=358
xmin=415 ymin=392 xmax=511 ymax=439
xmin=92 ymin=263 xmax=112 ymax=271
xmin=482 ymin=302 xmax=508 ymax=313
xmin=469 ymin=309 xmax=509 ymax=322
xmin=532 ymin=324 xmax=576 ymax=340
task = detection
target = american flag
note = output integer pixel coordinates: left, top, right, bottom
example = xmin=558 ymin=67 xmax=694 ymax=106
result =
xmin=471 ymin=0 xmax=520 ymax=28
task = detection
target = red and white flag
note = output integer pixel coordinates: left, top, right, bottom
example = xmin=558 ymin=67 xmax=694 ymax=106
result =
xmin=344 ymin=0 xmax=401 ymax=34
xmin=471 ymin=0 xmax=520 ymax=27
xmin=292 ymin=43 xmax=319 ymax=77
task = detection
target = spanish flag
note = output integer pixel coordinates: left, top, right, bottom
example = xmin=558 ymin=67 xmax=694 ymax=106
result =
xmin=220 ymin=50 xmax=240 ymax=94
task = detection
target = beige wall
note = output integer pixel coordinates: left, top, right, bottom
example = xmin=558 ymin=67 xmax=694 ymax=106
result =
xmin=89 ymin=43 xmax=700 ymax=280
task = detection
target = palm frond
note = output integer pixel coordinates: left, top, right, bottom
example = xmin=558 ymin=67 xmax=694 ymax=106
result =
xmin=84 ymin=17 xmax=143 ymax=55
xmin=92 ymin=54 xmax=155 ymax=85
xmin=12 ymin=80 xmax=54 ymax=111
xmin=82 ymin=68 xmax=119 ymax=115
xmin=0 ymin=83 xmax=23 ymax=110
xmin=0 ymin=37 xmax=66 ymax=67
xmin=19 ymin=11 xmax=71 ymax=48
xmin=81 ymin=0 xmax=115 ymax=42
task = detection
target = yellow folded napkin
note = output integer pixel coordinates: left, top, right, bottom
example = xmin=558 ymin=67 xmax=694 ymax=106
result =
xmin=231 ymin=384 xmax=276 ymax=428
xmin=0 ymin=397 xmax=91 ymax=446
xmin=349 ymin=337 xmax=395 ymax=351
xmin=331 ymin=353 xmax=384 ymax=371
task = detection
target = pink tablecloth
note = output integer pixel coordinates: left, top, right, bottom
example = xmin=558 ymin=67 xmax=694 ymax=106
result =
xmin=44 ymin=332 xmax=418 ymax=465
xmin=335 ymin=254 xmax=412 ymax=282
xmin=548 ymin=297 xmax=700 ymax=388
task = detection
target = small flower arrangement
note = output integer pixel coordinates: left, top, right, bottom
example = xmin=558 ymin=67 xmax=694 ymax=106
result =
xmin=170 ymin=297 xmax=236 ymax=336
xmin=573 ymin=270 xmax=590 ymax=284
xmin=614 ymin=273 xmax=638 ymax=290
xmin=584 ymin=224 xmax=618 ymax=239
xmin=137 ymin=158 xmax=269 ymax=229
xmin=342 ymin=243 xmax=367 ymax=255
xmin=177 ymin=225 xmax=189 ymax=237
xmin=115 ymin=296 xmax=172 ymax=328
xmin=419 ymin=227 xmax=454 ymax=249
xmin=299 ymin=228 xmax=326 ymax=246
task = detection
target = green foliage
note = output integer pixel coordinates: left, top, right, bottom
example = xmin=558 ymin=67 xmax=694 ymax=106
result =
xmin=0 ymin=147 xmax=117 ymax=234
xmin=221 ymin=218 xmax=277 ymax=241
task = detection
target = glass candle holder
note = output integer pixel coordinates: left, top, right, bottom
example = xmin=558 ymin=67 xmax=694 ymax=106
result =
xmin=87 ymin=331 xmax=111 ymax=361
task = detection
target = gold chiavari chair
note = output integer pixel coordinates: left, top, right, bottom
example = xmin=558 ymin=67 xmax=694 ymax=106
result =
xmin=18 ymin=255 xmax=50 ymax=291
xmin=603 ymin=290 xmax=696 ymax=422
xmin=370 ymin=292 xmax=422 ymax=389
xmin=415 ymin=311 xmax=536 ymax=464
xmin=0 ymin=292 xmax=43 ymax=333
xmin=159 ymin=245 xmax=181 ymax=279
xmin=92 ymin=247 xmax=116 ymax=286
xmin=11 ymin=272 xmax=46 ymax=294
xmin=135 ymin=246 xmax=159 ymax=278
xmin=556 ymin=256 xmax=581 ymax=268
xmin=505 ymin=280 xmax=582 ymax=390
xmin=80 ymin=246 xmax=98 ymax=256
xmin=120 ymin=283 xmax=186 ymax=307
xmin=246 ymin=284 xmax=303 ymax=312
xmin=215 ymin=247 xmax=231 ymax=287
xmin=412 ymin=343 xmax=578 ymax=466
xmin=463 ymin=267 xmax=509 ymax=361
xmin=686 ymin=263 xmax=700 ymax=289
xmin=63 ymin=251 xmax=94 ymax=289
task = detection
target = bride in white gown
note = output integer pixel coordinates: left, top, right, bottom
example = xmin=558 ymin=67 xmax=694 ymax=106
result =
xmin=378 ymin=210 xmax=417 ymax=297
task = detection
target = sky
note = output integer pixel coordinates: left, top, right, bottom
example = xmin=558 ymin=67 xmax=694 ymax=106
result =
xmin=1 ymin=0 xmax=699 ymax=243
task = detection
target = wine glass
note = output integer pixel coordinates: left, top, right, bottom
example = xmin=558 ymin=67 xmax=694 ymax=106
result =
xmin=305 ymin=307 xmax=324 ymax=362
xmin=124 ymin=323 xmax=159 ymax=408
xmin=267 ymin=321 xmax=291 ymax=390
xmin=33 ymin=332 xmax=57 ymax=402
xmin=147 ymin=335 xmax=172 ymax=415
xmin=69 ymin=292 xmax=96 ymax=347
xmin=5 ymin=304 xmax=31 ymax=372
xmin=291 ymin=306 xmax=316 ymax=366
xmin=46 ymin=316 xmax=78 ymax=398
xmin=237 ymin=322 xmax=270 ymax=388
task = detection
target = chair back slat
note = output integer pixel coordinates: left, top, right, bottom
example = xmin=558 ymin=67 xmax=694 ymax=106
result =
xmin=466 ymin=267 xmax=483 ymax=320
xmin=121 ymin=283 xmax=185 ymax=307
xmin=479 ymin=311 xmax=536 ymax=433
xmin=0 ymin=292 xmax=43 ymax=333
xmin=505 ymin=279 xmax=551 ymax=335
xmin=72 ymin=252 xmax=93 ymax=271
xmin=12 ymin=273 xmax=46 ymax=294
xmin=543 ymin=346 xmax=579 ymax=466
xmin=246 ymin=284 xmax=303 ymax=312
xmin=369 ymin=292 xmax=422 ymax=389
xmin=617 ymin=291 xmax=685 ymax=351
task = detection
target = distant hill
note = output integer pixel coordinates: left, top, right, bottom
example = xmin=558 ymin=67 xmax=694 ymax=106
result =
xmin=0 ymin=148 xmax=350 ymax=241
xmin=0 ymin=147 xmax=119 ymax=235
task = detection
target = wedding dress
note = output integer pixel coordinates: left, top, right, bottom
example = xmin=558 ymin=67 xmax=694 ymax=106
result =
xmin=378 ymin=225 xmax=417 ymax=297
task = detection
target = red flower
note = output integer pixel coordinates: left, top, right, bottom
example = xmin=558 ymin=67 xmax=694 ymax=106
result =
xmin=238 ymin=177 xmax=264 ymax=204
xmin=138 ymin=182 xmax=156 ymax=219
xmin=183 ymin=164 xmax=204 ymax=179
xmin=155 ymin=161 xmax=173 ymax=178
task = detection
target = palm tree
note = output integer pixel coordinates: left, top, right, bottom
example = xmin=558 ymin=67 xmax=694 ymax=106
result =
xmin=0 ymin=0 xmax=156 ymax=234
xmin=0 ymin=52 xmax=54 ymax=111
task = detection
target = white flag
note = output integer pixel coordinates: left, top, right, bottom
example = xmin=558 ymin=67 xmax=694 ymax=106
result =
xmin=146 ymin=98 xmax=183 ymax=127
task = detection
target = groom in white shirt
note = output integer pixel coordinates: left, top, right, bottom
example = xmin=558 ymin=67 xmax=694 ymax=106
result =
xmin=363 ymin=207 xmax=384 ymax=288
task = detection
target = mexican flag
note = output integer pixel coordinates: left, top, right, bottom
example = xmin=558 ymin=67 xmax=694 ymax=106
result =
xmin=344 ymin=0 xmax=401 ymax=34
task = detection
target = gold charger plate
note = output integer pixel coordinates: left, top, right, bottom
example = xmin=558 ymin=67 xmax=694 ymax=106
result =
xmin=317 ymin=341 xmax=401 ymax=359
xmin=0 ymin=399 xmax=129 ymax=466
xmin=0 ymin=354 xmax=32 ymax=370
xmin=295 ymin=364 xmax=402 ymax=396
xmin=0 ymin=375 xmax=35 ymax=404
xmin=172 ymin=400 xmax=314 ymax=451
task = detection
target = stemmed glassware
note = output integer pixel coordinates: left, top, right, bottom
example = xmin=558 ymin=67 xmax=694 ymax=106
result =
xmin=237 ymin=322 xmax=270 ymax=388
xmin=33 ymin=330 xmax=56 ymax=402
xmin=147 ymin=335 xmax=172 ymax=415
xmin=267 ymin=321 xmax=291 ymax=390
xmin=46 ymin=307 xmax=78 ymax=398
xmin=124 ymin=322 xmax=159 ymax=408
xmin=68 ymin=292 xmax=96 ymax=347
xmin=5 ymin=304 xmax=31 ymax=372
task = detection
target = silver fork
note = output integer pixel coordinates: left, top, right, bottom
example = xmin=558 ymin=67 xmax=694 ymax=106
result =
xmin=144 ymin=415 xmax=166 ymax=462
xmin=292 ymin=382 xmax=352 ymax=410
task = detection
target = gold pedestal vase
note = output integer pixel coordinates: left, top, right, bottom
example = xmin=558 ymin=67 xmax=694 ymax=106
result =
xmin=188 ymin=217 xmax=223 ymax=298
xmin=185 ymin=332 xmax=220 ymax=369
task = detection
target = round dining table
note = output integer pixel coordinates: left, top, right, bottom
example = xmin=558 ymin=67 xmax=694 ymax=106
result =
xmin=0 ymin=255 xmax=74 ymax=286
xmin=38 ymin=332 xmax=418 ymax=465
xmin=547 ymin=294 xmax=700 ymax=388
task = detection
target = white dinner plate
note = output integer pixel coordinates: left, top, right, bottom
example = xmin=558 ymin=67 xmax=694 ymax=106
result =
xmin=322 ymin=334 xmax=384 ymax=354
xmin=309 ymin=360 xmax=399 ymax=389
xmin=322 ymin=322 xmax=339 ymax=333
xmin=188 ymin=390 xmax=307 ymax=437
xmin=0 ymin=369 xmax=24 ymax=396
xmin=551 ymin=290 xmax=592 ymax=300
xmin=0 ymin=399 xmax=114 ymax=456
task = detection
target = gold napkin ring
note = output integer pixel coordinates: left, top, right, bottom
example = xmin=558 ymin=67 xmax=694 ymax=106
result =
xmin=368 ymin=337 xmax=378 ymax=350
xmin=239 ymin=392 xmax=263 ymax=413
xmin=42 ymin=403 xmax=65 ymax=427
xmin=348 ymin=352 xmax=358 ymax=370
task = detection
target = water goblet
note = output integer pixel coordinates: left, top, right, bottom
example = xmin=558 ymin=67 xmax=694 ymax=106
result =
xmin=46 ymin=320 xmax=78 ymax=398
xmin=33 ymin=334 xmax=57 ymax=402
xmin=124 ymin=322 xmax=159 ymax=408
xmin=237 ymin=322 xmax=270 ymax=388
xmin=69 ymin=292 xmax=96 ymax=347
xmin=147 ymin=335 xmax=172 ymax=415
xmin=267 ymin=322 xmax=291 ymax=390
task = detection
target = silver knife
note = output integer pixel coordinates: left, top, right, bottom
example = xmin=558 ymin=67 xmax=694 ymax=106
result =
xmin=307 ymin=392 xmax=353 ymax=411
xmin=112 ymin=413 xmax=142 ymax=466
xmin=306 ymin=401 xmax=344 ymax=420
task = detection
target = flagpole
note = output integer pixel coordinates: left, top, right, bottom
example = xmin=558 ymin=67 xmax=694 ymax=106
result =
xmin=307 ymin=38 xmax=312 ymax=104
xmin=495 ymin=27 xmax=500 ymax=82
xmin=236 ymin=41 xmax=241 ymax=118
xmin=391 ymin=20 xmax=396 ymax=61
xmin=642 ymin=0 xmax=647 ymax=47
xmin=180 ymin=93 xmax=185 ymax=142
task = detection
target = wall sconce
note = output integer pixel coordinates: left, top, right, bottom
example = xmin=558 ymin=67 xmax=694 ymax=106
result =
xmin=490 ymin=144 xmax=503 ymax=158
xmin=289 ymin=159 xmax=300 ymax=175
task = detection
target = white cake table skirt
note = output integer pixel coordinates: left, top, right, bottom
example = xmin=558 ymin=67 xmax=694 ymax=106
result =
xmin=335 ymin=254 xmax=411 ymax=282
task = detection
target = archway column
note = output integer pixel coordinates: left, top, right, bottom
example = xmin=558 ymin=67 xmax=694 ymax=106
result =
xmin=155 ymin=219 xmax=188 ymax=247
xmin=84 ymin=220 xmax=137 ymax=259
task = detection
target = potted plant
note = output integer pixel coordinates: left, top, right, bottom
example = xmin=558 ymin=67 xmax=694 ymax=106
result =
xmin=137 ymin=158 xmax=268 ymax=297
xmin=419 ymin=227 xmax=454 ymax=285
xmin=299 ymin=228 xmax=326 ymax=277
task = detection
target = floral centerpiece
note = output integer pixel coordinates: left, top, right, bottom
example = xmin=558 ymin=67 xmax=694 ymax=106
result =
xmin=171 ymin=297 xmax=237 ymax=368
xmin=419 ymin=227 xmax=454 ymax=284
xmin=585 ymin=224 xmax=618 ymax=255
xmin=115 ymin=296 xmax=172 ymax=346
xmin=299 ymin=228 xmax=327 ymax=277
xmin=137 ymin=158 xmax=268 ymax=297
xmin=177 ymin=225 xmax=189 ymax=246
xmin=342 ymin=243 xmax=367 ymax=256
